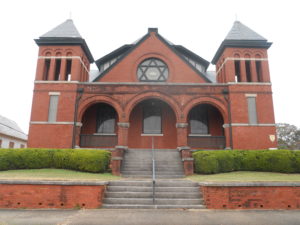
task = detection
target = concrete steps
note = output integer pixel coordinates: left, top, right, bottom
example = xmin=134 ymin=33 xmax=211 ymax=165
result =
xmin=121 ymin=149 xmax=185 ymax=179
xmin=102 ymin=180 xmax=205 ymax=209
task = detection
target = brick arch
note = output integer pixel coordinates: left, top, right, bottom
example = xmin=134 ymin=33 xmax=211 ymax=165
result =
xmin=78 ymin=95 xmax=123 ymax=122
xmin=124 ymin=91 xmax=181 ymax=122
xmin=182 ymin=96 xmax=228 ymax=123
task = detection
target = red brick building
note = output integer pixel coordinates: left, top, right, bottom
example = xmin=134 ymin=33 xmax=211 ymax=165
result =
xmin=28 ymin=20 xmax=277 ymax=153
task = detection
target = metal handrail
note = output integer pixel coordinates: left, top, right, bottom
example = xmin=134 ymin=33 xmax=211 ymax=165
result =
xmin=151 ymin=136 xmax=156 ymax=205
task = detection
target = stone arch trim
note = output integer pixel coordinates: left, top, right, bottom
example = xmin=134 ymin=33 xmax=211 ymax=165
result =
xmin=182 ymin=96 xmax=228 ymax=123
xmin=124 ymin=91 xmax=181 ymax=122
xmin=78 ymin=95 xmax=123 ymax=122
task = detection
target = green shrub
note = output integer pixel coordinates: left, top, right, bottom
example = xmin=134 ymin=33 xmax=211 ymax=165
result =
xmin=0 ymin=148 xmax=111 ymax=173
xmin=193 ymin=149 xmax=300 ymax=174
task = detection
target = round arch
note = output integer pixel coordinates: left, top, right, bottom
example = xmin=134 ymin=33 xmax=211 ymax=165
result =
xmin=78 ymin=95 xmax=123 ymax=122
xmin=182 ymin=96 xmax=228 ymax=123
xmin=124 ymin=91 xmax=181 ymax=122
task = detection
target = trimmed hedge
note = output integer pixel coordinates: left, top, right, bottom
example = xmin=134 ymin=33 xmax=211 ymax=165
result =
xmin=0 ymin=148 xmax=111 ymax=173
xmin=193 ymin=150 xmax=300 ymax=174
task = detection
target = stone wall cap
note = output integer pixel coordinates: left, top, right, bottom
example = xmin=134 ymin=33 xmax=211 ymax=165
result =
xmin=0 ymin=179 xmax=109 ymax=186
xmin=198 ymin=181 xmax=300 ymax=187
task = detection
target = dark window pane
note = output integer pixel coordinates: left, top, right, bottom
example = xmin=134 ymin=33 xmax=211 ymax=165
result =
xmin=143 ymin=105 xmax=161 ymax=134
xmin=97 ymin=105 xmax=116 ymax=133
xmin=189 ymin=106 xmax=208 ymax=134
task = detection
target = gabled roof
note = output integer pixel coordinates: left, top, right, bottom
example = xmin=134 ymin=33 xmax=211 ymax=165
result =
xmin=212 ymin=21 xmax=272 ymax=64
xmin=41 ymin=19 xmax=82 ymax=38
xmin=0 ymin=115 xmax=27 ymax=141
xmin=93 ymin=28 xmax=212 ymax=82
xmin=35 ymin=19 xmax=94 ymax=63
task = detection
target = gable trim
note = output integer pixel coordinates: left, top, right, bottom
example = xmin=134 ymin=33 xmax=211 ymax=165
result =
xmin=156 ymin=34 xmax=212 ymax=83
xmin=92 ymin=33 xmax=151 ymax=82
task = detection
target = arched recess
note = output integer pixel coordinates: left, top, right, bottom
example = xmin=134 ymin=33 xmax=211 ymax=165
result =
xmin=78 ymin=95 xmax=123 ymax=123
xmin=124 ymin=91 xmax=181 ymax=122
xmin=127 ymin=98 xmax=177 ymax=149
xmin=182 ymin=96 xmax=228 ymax=123
xmin=186 ymin=102 xmax=226 ymax=150
xmin=77 ymin=95 xmax=123 ymax=148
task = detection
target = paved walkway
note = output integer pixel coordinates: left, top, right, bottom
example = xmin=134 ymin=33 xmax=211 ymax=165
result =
xmin=0 ymin=209 xmax=300 ymax=225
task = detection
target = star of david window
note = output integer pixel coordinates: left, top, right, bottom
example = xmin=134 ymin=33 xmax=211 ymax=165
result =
xmin=137 ymin=58 xmax=169 ymax=82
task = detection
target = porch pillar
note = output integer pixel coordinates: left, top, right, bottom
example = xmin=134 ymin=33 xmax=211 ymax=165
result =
xmin=111 ymin=122 xmax=130 ymax=176
xmin=176 ymin=123 xmax=194 ymax=176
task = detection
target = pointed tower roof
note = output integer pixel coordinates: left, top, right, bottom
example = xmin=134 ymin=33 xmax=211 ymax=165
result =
xmin=35 ymin=19 xmax=94 ymax=62
xmin=40 ymin=19 xmax=82 ymax=38
xmin=212 ymin=21 xmax=272 ymax=64
xmin=225 ymin=21 xmax=267 ymax=41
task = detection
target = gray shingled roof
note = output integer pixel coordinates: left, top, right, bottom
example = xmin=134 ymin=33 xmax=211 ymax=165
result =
xmin=0 ymin=115 xmax=27 ymax=141
xmin=40 ymin=19 xmax=82 ymax=38
xmin=225 ymin=21 xmax=267 ymax=41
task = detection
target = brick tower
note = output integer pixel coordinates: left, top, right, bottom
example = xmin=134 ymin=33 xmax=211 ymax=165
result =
xmin=212 ymin=21 xmax=276 ymax=149
xmin=28 ymin=19 xmax=94 ymax=148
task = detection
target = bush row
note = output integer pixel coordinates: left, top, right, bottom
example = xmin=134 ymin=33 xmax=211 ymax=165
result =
xmin=193 ymin=150 xmax=300 ymax=174
xmin=0 ymin=148 xmax=111 ymax=173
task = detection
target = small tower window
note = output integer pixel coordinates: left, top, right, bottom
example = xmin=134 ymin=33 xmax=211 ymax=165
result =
xmin=43 ymin=59 xmax=51 ymax=80
xmin=256 ymin=61 xmax=262 ymax=82
xmin=245 ymin=61 xmax=252 ymax=82
xmin=234 ymin=60 xmax=241 ymax=82
xmin=65 ymin=59 xmax=72 ymax=81
xmin=54 ymin=59 xmax=61 ymax=80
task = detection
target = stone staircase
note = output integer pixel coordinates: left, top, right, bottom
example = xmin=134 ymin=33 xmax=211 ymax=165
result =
xmin=102 ymin=180 xmax=205 ymax=209
xmin=121 ymin=149 xmax=185 ymax=178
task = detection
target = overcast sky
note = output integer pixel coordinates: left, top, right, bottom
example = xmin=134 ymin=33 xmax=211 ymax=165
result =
xmin=0 ymin=0 xmax=299 ymax=133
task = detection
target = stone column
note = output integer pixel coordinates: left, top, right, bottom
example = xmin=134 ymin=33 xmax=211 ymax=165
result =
xmin=35 ymin=58 xmax=45 ymax=80
xmin=240 ymin=60 xmax=247 ymax=82
xmin=224 ymin=59 xmax=235 ymax=82
xmin=48 ymin=58 xmax=56 ymax=81
xmin=250 ymin=60 xmax=258 ymax=82
xmin=111 ymin=122 xmax=130 ymax=176
xmin=176 ymin=123 xmax=193 ymax=175
xmin=71 ymin=58 xmax=81 ymax=81
xmin=261 ymin=60 xmax=271 ymax=82
xmin=59 ymin=58 xmax=67 ymax=81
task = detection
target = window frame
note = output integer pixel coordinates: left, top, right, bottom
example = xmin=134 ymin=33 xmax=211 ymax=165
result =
xmin=137 ymin=58 xmax=169 ymax=82
xmin=189 ymin=105 xmax=209 ymax=135
xmin=96 ymin=104 xmax=116 ymax=134
xmin=142 ymin=103 xmax=162 ymax=134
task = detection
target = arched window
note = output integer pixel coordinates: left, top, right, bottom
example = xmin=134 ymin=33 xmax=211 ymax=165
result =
xmin=189 ymin=105 xmax=209 ymax=134
xmin=137 ymin=58 xmax=168 ymax=82
xmin=96 ymin=104 xmax=116 ymax=133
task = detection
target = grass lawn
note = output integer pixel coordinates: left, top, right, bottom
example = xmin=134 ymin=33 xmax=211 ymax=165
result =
xmin=0 ymin=169 xmax=121 ymax=181
xmin=187 ymin=171 xmax=300 ymax=182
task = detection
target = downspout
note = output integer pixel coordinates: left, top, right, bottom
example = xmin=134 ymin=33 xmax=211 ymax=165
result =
xmin=72 ymin=87 xmax=84 ymax=149
xmin=222 ymin=88 xmax=233 ymax=149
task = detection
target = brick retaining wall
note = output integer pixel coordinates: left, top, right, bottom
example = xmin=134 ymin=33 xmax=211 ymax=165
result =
xmin=200 ymin=182 xmax=300 ymax=209
xmin=0 ymin=180 xmax=108 ymax=209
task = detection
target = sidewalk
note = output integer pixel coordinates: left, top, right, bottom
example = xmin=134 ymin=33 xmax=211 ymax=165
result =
xmin=0 ymin=209 xmax=300 ymax=225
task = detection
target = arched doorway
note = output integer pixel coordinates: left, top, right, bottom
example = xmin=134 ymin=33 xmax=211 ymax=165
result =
xmin=80 ymin=103 xmax=118 ymax=148
xmin=187 ymin=104 xmax=225 ymax=149
xmin=128 ymin=99 xmax=177 ymax=149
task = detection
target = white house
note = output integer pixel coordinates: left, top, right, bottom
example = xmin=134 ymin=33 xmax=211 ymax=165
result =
xmin=0 ymin=115 xmax=27 ymax=148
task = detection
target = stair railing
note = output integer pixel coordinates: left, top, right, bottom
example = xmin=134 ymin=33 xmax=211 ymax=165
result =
xmin=151 ymin=136 xmax=156 ymax=204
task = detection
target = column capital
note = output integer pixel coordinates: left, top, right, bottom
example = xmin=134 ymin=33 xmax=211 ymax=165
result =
xmin=117 ymin=122 xmax=130 ymax=128
xmin=176 ymin=123 xmax=188 ymax=128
